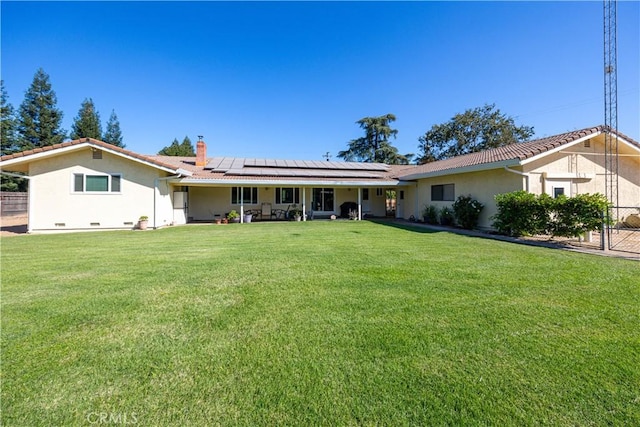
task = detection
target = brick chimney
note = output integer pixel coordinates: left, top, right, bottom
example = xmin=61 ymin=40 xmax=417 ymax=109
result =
xmin=196 ymin=137 xmax=206 ymax=167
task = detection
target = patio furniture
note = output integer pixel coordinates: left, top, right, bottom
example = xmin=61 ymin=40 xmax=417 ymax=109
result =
xmin=261 ymin=203 xmax=273 ymax=220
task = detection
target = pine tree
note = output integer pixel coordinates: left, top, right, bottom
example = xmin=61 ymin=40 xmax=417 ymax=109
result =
xmin=1 ymin=80 xmax=27 ymax=191
xmin=17 ymin=68 xmax=66 ymax=149
xmin=70 ymin=98 xmax=102 ymax=140
xmin=158 ymin=136 xmax=195 ymax=156
xmin=103 ymin=110 xmax=124 ymax=147
xmin=1 ymin=80 xmax=19 ymax=156
xmin=179 ymin=136 xmax=195 ymax=156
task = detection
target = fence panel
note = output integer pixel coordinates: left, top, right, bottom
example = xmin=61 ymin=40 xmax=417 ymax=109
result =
xmin=0 ymin=192 xmax=28 ymax=215
xmin=609 ymin=206 xmax=640 ymax=254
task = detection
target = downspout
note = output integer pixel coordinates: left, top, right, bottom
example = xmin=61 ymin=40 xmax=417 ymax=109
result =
xmin=154 ymin=175 xmax=179 ymax=229
xmin=1 ymin=171 xmax=32 ymax=233
xmin=503 ymin=166 xmax=529 ymax=192
xmin=357 ymin=188 xmax=362 ymax=220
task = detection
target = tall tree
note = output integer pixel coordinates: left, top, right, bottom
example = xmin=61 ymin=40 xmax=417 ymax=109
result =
xmin=103 ymin=110 xmax=124 ymax=147
xmin=70 ymin=98 xmax=102 ymax=140
xmin=1 ymin=80 xmax=18 ymax=156
xmin=417 ymin=104 xmax=534 ymax=163
xmin=338 ymin=114 xmax=411 ymax=164
xmin=17 ymin=68 xmax=66 ymax=149
xmin=1 ymin=81 xmax=27 ymax=191
xmin=158 ymin=136 xmax=195 ymax=156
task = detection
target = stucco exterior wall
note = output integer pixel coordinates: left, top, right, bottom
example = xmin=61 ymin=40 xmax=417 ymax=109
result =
xmin=186 ymin=185 xmax=389 ymax=221
xmin=27 ymin=148 xmax=172 ymax=232
xmin=523 ymin=135 xmax=639 ymax=206
xmin=412 ymin=169 xmax=523 ymax=229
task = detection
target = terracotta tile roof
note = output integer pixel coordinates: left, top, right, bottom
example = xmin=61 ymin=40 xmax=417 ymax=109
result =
xmin=0 ymin=138 xmax=182 ymax=172
xmin=397 ymin=125 xmax=639 ymax=179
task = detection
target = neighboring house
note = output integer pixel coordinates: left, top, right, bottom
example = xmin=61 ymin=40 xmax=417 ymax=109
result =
xmin=0 ymin=126 xmax=638 ymax=233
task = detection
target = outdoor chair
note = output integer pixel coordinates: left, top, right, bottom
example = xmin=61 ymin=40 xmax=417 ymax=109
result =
xmin=261 ymin=203 xmax=273 ymax=220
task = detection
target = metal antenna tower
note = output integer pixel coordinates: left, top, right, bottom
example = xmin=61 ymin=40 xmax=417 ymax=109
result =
xmin=603 ymin=0 xmax=619 ymax=216
xmin=604 ymin=0 xmax=618 ymax=206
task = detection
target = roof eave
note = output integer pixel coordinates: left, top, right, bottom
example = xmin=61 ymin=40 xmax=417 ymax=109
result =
xmin=176 ymin=178 xmax=404 ymax=187
xmin=400 ymin=159 xmax=521 ymax=180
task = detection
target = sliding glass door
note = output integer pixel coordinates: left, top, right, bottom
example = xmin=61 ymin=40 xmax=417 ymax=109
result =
xmin=312 ymin=188 xmax=334 ymax=212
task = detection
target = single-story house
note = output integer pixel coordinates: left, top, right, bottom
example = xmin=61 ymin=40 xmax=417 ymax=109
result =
xmin=0 ymin=125 xmax=638 ymax=233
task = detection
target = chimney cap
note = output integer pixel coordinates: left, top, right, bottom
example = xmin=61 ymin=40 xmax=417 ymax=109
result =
xmin=197 ymin=135 xmax=204 ymax=141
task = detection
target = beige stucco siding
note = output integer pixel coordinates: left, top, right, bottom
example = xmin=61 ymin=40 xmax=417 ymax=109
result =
xmin=27 ymin=148 xmax=172 ymax=232
xmin=187 ymin=185 xmax=389 ymax=220
xmin=523 ymin=135 xmax=639 ymax=206
xmin=413 ymin=169 xmax=523 ymax=228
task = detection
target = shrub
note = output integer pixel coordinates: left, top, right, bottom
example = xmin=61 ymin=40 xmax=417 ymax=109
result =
xmin=492 ymin=191 xmax=610 ymax=238
xmin=439 ymin=206 xmax=454 ymax=226
xmin=452 ymin=195 xmax=484 ymax=230
xmin=422 ymin=205 xmax=439 ymax=224
xmin=492 ymin=191 xmax=552 ymax=236
xmin=550 ymin=193 xmax=610 ymax=238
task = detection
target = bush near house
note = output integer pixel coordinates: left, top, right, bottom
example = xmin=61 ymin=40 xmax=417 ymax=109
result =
xmin=422 ymin=205 xmax=439 ymax=224
xmin=452 ymin=195 xmax=484 ymax=230
xmin=492 ymin=191 xmax=610 ymax=238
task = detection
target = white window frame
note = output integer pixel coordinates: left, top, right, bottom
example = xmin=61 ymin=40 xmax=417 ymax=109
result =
xmin=72 ymin=173 xmax=122 ymax=194
xmin=231 ymin=187 xmax=258 ymax=205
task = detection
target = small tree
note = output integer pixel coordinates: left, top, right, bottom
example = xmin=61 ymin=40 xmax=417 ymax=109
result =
xmin=103 ymin=110 xmax=124 ymax=148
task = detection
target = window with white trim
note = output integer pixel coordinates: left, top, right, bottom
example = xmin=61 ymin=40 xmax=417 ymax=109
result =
xmin=73 ymin=173 xmax=121 ymax=193
xmin=231 ymin=187 xmax=258 ymax=204
xmin=275 ymin=187 xmax=300 ymax=204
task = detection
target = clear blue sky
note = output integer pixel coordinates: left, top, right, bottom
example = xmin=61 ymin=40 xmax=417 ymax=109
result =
xmin=2 ymin=1 xmax=638 ymax=160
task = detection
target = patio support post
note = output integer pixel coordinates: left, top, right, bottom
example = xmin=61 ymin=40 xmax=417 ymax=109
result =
xmin=357 ymin=188 xmax=362 ymax=220
xmin=240 ymin=186 xmax=244 ymax=223
xmin=302 ymin=187 xmax=306 ymax=221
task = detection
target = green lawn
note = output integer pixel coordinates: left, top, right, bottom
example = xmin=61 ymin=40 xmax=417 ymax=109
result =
xmin=1 ymin=221 xmax=638 ymax=426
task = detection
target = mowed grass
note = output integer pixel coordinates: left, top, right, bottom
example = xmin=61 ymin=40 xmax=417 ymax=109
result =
xmin=1 ymin=221 xmax=638 ymax=426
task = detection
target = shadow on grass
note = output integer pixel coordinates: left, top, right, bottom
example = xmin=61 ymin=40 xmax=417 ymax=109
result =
xmin=367 ymin=219 xmax=442 ymax=234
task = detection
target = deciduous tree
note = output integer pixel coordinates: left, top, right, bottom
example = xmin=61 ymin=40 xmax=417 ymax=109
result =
xmin=417 ymin=104 xmax=534 ymax=163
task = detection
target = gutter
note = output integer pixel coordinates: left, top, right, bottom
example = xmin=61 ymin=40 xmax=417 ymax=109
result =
xmin=503 ymin=166 xmax=529 ymax=192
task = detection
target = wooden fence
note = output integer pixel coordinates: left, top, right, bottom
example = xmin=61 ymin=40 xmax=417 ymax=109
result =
xmin=1 ymin=192 xmax=28 ymax=215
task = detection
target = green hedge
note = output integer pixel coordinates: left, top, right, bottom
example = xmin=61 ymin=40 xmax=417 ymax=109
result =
xmin=492 ymin=191 xmax=610 ymax=238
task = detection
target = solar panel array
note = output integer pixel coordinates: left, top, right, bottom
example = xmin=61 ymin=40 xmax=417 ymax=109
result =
xmin=204 ymin=157 xmax=390 ymax=178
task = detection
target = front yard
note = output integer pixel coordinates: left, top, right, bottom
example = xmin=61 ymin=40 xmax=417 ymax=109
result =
xmin=1 ymin=221 xmax=638 ymax=425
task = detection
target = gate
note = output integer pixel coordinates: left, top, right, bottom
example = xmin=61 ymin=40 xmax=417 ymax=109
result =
xmin=607 ymin=206 xmax=640 ymax=254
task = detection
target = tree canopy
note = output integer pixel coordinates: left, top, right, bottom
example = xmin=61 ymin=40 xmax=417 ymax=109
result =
xmin=338 ymin=114 xmax=413 ymax=164
xmin=17 ymin=68 xmax=66 ymax=149
xmin=158 ymin=136 xmax=195 ymax=156
xmin=70 ymin=98 xmax=102 ymax=140
xmin=103 ymin=110 xmax=124 ymax=148
xmin=417 ymin=104 xmax=534 ymax=163
xmin=1 ymin=80 xmax=18 ymax=156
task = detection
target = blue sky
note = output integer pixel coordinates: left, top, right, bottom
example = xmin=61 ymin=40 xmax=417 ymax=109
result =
xmin=2 ymin=1 xmax=638 ymax=160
